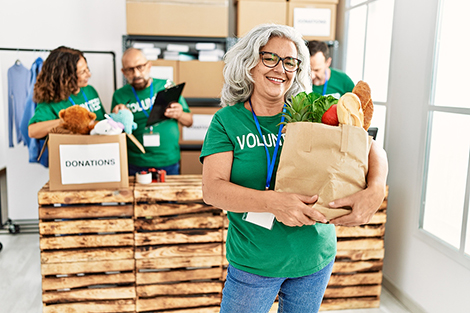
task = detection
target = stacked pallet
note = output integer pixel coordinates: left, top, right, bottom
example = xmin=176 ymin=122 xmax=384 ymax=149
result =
xmin=269 ymin=188 xmax=388 ymax=312
xmin=38 ymin=183 xmax=136 ymax=313
xmin=321 ymin=187 xmax=388 ymax=311
xmin=133 ymin=175 xmax=225 ymax=313
xmin=37 ymin=176 xmax=387 ymax=312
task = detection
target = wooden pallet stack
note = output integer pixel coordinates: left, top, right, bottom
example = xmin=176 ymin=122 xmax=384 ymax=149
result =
xmin=38 ymin=183 xmax=136 ymax=313
xmin=320 ymin=187 xmax=388 ymax=311
xmin=269 ymin=188 xmax=388 ymax=312
xmin=37 ymin=176 xmax=387 ymax=312
xmin=133 ymin=175 xmax=225 ymax=313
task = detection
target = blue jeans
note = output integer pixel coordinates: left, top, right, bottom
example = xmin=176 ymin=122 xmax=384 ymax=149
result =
xmin=128 ymin=162 xmax=180 ymax=176
xmin=220 ymin=260 xmax=334 ymax=313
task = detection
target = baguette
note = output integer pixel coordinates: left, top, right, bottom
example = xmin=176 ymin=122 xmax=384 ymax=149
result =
xmin=352 ymin=81 xmax=374 ymax=130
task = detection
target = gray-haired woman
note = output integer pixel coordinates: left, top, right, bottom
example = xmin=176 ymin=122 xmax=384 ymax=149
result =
xmin=201 ymin=24 xmax=388 ymax=313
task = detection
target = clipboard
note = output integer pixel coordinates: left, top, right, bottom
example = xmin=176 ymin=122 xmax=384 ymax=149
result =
xmin=146 ymin=82 xmax=185 ymax=127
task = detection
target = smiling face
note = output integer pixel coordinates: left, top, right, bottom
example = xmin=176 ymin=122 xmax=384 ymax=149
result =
xmin=76 ymin=56 xmax=91 ymax=88
xmin=251 ymin=37 xmax=298 ymax=106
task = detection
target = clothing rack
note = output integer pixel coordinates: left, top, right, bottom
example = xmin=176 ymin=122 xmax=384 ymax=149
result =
xmin=0 ymin=47 xmax=117 ymax=90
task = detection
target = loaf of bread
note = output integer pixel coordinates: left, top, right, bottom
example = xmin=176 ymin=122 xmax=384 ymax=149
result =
xmin=352 ymin=81 xmax=374 ymax=130
xmin=337 ymin=93 xmax=364 ymax=128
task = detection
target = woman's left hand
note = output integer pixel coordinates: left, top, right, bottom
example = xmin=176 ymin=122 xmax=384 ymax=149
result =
xmin=164 ymin=102 xmax=183 ymax=120
xmin=328 ymin=184 xmax=386 ymax=226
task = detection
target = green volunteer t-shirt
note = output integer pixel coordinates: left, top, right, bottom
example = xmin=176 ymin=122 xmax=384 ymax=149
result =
xmin=111 ymin=78 xmax=190 ymax=168
xmin=200 ymin=102 xmax=336 ymax=278
xmin=313 ymin=68 xmax=355 ymax=99
xmin=28 ymin=85 xmax=106 ymax=128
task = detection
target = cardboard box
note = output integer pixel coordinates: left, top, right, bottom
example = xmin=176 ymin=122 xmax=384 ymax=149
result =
xmin=48 ymin=134 xmax=129 ymax=191
xmin=180 ymin=150 xmax=203 ymax=174
xmin=287 ymin=1 xmax=337 ymax=41
xmin=177 ymin=61 xmax=225 ymax=98
xmin=236 ymin=0 xmax=287 ymax=37
xmin=126 ymin=0 xmax=229 ymax=37
xmin=150 ymin=60 xmax=179 ymax=83
xmin=179 ymin=106 xmax=220 ymax=145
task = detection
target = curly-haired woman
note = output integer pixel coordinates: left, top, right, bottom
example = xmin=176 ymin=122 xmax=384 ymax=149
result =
xmin=28 ymin=46 xmax=107 ymax=139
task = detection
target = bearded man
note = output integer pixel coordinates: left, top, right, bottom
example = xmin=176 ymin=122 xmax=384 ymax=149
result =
xmin=112 ymin=48 xmax=193 ymax=175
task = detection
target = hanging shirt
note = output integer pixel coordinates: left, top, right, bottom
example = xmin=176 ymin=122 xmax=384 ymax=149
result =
xmin=7 ymin=62 xmax=31 ymax=147
xmin=19 ymin=57 xmax=47 ymax=167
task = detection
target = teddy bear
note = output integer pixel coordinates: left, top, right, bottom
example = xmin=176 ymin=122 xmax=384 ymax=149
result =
xmin=51 ymin=105 xmax=97 ymax=135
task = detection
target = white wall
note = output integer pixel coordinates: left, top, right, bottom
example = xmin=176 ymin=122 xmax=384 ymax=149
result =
xmin=0 ymin=0 xmax=126 ymax=220
xmin=384 ymin=0 xmax=470 ymax=312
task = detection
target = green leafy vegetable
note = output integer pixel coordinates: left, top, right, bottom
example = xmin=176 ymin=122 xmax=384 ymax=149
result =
xmin=281 ymin=92 xmax=338 ymax=124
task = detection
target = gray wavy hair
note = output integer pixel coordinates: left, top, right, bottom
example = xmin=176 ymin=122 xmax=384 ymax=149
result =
xmin=220 ymin=24 xmax=312 ymax=107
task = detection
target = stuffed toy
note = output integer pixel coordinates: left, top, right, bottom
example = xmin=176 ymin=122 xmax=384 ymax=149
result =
xmin=55 ymin=105 xmax=97 ymax=135
xmin=90 ymin=111 xmax=145 ymax=153
xmin=90 ymin=118 xmax=124 ymax=135
xmin=108 ymin=110 xmax=137 ymax=134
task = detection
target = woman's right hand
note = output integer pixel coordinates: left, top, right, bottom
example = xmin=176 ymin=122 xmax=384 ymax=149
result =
xmin=268 ymin=192 xmax=328 ymax=227
xmin=112 ymin=104 xmax=130 ymax=113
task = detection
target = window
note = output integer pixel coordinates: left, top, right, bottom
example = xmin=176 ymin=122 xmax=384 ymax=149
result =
xmin=344 ymin=0 xmax=394 ymax=148
xmin=421 ymin=0 xmax=470 ymax=260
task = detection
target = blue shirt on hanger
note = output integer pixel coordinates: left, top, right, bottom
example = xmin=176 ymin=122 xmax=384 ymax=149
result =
xmin=20 ymin=57 xmax=48 ymax=167
xmin=7 ymin=61 xmax=31 ymax=147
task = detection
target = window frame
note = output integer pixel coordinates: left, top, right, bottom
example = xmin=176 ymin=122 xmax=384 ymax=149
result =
xmin=418 ymin=0 xmax=470 ymax=269
xmin=343 ymin=0 xmax=394 ymax=148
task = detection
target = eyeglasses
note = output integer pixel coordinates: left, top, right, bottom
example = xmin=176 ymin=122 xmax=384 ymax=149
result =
xmin=122 ymin=62 xmax=149 ymax=74
xmin=77 ymin=67 xmax=90 ymax=76
xmin=259 ymin=52 xmax=301 ymax=72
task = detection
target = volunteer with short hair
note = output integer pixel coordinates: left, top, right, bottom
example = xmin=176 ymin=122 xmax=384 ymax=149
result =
xmin=28 ymin=46 xmax=106 ymax=139
xmin=200 ymin=24 xmax=388 ymax=312
xmin=111 ymin=48 xmax=193 ymax=175
xmin=308 ymin=40 xmax=355 ymax=99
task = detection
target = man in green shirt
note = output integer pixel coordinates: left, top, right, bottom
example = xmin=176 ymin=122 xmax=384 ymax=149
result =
xmin=308 ymin=40 xmax=355 ymax=99
xmin=111 ymin=48 xmax=193 ymax=175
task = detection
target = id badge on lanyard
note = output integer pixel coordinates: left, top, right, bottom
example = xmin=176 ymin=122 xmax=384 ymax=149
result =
xmin=143 ymin=126 xmax=160 ymax=147
xmin=243 ymin=98 xmax=285 ymax=230
xmin=132 ymin=81 xmax=160 ymax=147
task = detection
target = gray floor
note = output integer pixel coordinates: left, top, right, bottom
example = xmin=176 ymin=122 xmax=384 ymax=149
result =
xmin=0 ymin=233 xmax=412 ymax=313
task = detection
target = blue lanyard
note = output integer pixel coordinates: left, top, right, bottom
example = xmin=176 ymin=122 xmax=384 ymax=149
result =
xmin=249 ymin=98 xmax=286 ymax=190
xmin=322 ymin=69 xmax=329 ymax=96
xmin=131 ymin=80 xmax=154 ymax=118
xmin=68 ymin=90 xmax=90 ymax=111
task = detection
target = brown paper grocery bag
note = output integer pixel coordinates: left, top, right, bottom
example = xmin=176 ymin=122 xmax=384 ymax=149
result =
xmin=275 ymin=122 xmax=371 ymax=220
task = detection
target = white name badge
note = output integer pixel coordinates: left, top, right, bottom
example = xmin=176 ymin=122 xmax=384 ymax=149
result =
xmin=243 ymin=212 xmax=275 ymax=230
xmin=143 ymin=133 xmax=160 ymax=147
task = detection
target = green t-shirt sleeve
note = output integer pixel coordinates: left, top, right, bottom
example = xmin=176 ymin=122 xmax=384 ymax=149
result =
xmin=200 ymin=112 xmax=233 ymax=163
xmin=179 ymin=95 xmax=190 ymax=113
xmin=345 ymin=75 xmax=355 ymax=93
xmin=111 ymin=92 xmax=119 ymax=111
xmin=28 ymin=102 xmax=59 ymax=125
